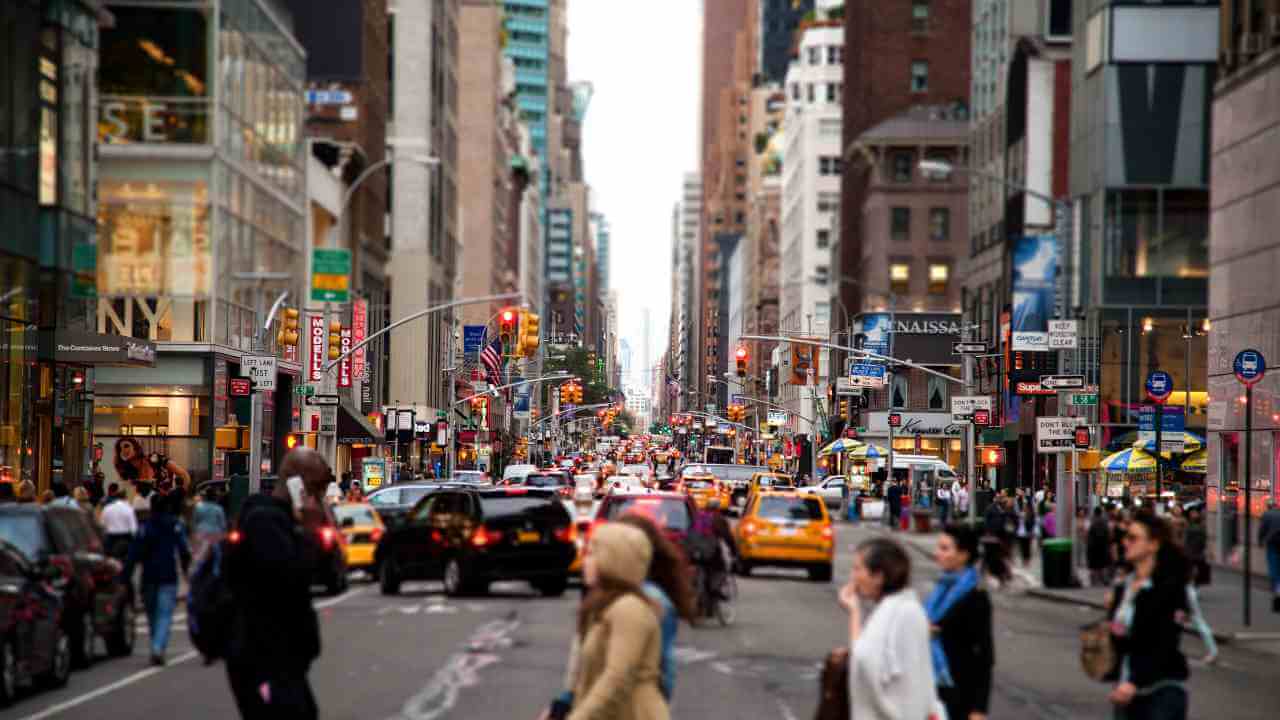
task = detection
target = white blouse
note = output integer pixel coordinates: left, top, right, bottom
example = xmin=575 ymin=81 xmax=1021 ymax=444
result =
xmin=850 ymin=589 xmax=937 ymax=720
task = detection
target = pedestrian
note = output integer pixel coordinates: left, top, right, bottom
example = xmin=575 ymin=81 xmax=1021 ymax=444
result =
xmin=1184 ymin=508 xmax=1210 ymax=587
xmin=100 ymin=484 xmax=138 ymax=558
xmin=224 ymin=447 xmax=325 ymax=720
xmin=324 ymin=478 xmax=342 ymax=505
xmin=122 ymin=493 xmax=191 ymax=665
xmin=15 ymin=479 xmax=34 ymax=503
xmin=1167 ymin=503 xmax=1188 ymax=546
xmin=338 ymin=472 xmax=352 ymax=495
xmin=558 ymin=522 xmax=668 ymax=720
xmin=72 ymin=486 xmax=93 ymax=514
xmin=936 ymin=482 xmax=952 ymax=524
xmin=50 ymin=482 xmax=78 ymax=508
xmin=1042 ymin=502 xmax=1057 ymax=539
xmin=928 ymin=523 xmax=994 ymax=720
xmin=954 ymin=478 xmax=970 ymax=519
xmin=132 ymin=482 xmax=153 ymax=524
xmin=37 ymin=489 xmax=55 ymax=505
xmin=1259 ymin=498 xmax=1280 ymax=613
xmin=191 ymin=487 xmax=228 ymax=563
xmin=1015 ymin=502 xmax=1037 ymax=567
xmin=1106 ymin=511 xmax=1190 ymax=719
xmin=1087 ymin=507 xmax=1114 ymax=587
xmin=886 ymin=478 xmax=903 ymax=531
xmin=345 ymin=483 xmax=365 ymax=503
xmin=837 ymin=537 xmax=937 ymax=720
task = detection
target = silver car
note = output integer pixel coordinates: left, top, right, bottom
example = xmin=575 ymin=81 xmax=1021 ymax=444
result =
xmin=799 ymin=476 xmax=847 ymax=509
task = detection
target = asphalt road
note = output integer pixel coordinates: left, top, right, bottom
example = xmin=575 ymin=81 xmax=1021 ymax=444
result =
xmin=3 ymin=524 xmax=1279 ymax=720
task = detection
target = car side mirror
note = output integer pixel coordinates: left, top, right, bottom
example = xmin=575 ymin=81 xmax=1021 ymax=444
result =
xmin=341 ymin=517 xmax=355 ymax=528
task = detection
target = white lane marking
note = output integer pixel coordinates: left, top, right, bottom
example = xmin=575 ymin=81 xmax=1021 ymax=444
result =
xmin=16 ymin=587 xmax=364 ymax=720
xmin=389 ymin=616 xmax=521 ymax=720
xmin=777 ymin=699 xmax=799 ymax=720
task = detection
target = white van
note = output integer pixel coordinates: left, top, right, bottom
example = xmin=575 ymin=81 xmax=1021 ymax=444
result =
xmin=885 ymin=454 xmax=959 ymax=485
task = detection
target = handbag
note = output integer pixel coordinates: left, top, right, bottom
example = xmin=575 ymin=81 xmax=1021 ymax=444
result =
xmin=1079 ymin=620 xmax=1118 ymax=681
xmin=813 ymin=647 xmax=849 ymax=720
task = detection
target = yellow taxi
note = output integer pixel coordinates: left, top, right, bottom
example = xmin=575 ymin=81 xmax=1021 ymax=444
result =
xmin=681 ymin=474 xmax=720 ymax=510
xmin=333 ymin=502 xmax=385 ymax=572
xmin=735 ymin=490 xmax=833 ymax=581
xmin=747 ymin=472 xmax=794 ymax=504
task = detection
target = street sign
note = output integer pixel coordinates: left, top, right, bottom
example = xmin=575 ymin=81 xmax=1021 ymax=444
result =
xmin=1048 ymin=319 xmax=1078 ymax=349
xmin=1234 ymin=349 xmax=1266 ymax=386
xmin=1036 ymin=416 xmax=1075 ymax=453
xmin=1015 ymin=381 xmax=1055 ymax=396
xmin=463 ymin=325 xmax=487 ymax=354
xmin=229 ymin=378 xmax=251 ymax=397
xmin=766 ymin=410 xmax=788 ymax=426
xmin=241 ymin=355 xmax=277 ymax=391
xmin=1139 ymin=405 xmax=1185 ymax=453
xmin=319 ymin=406 xmax=337 ymax=433
xmin=310 ymin=248 xmax=352 ymax=303
xmin=951 ymin=395 xmax=993 ymax=423
xmin=1145 ymin=370 xmax=1173 ymax=404
xmin=952 ymin=342 xmax=988 ymax=354
xmin=305 ymin=394 xmax=340 ymax=406
xmin=1042 ymin=374 xmax=1085 ymax=390
xmin=1070 ymin=392 xmax=1098 ymax=406
xmin=849 ymin=361 xmax=886 ymax=380
xmin=472 ymin=380 xmax=489 ymax=392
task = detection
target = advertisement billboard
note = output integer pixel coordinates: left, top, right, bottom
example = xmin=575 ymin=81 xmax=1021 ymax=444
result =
xmin=352 ymin=298 xmax=368 ymax=380
xmin=854 ymin=313 xmax=961 ymax=366
xmin=1010 ymin=234 xmax=1059 ymax=351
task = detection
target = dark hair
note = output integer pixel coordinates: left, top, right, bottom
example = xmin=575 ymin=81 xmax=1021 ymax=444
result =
xmin=52 ymin=483 xmax=69 ymax=498
xmin=1093 ymin=506 xmax=1103 ymax=518
xmin=1130 ymin=511 xmax=1190 ymax=585
xmin=856 ymin=538 xmax=911 ymax=595
xmin=617 ymin=513 xmax=697 ymax=622
xmin=942 ymin=522 xmax=981 ymax=565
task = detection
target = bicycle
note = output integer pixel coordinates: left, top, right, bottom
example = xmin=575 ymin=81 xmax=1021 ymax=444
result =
xmin=693 ymin=560 xmax=738 ymax=626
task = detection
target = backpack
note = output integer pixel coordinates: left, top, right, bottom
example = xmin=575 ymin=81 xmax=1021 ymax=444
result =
xmin=187 ymin=542 xmax=235 ymax=662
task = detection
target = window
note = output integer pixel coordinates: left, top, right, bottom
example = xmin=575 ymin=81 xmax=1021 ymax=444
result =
xmin=828 ymin=46 xmax=842 ymax=65
xmin=911 ymin=61 xmax=929 ymax=92
xmin=890 ymin=262 xmax=911 ymax=295
xmin=928 ymin=208 xmax=950 ymax=242
xmin=912 ymin=1 xmax=930 ymax=33
xmin=816 ymin=229 xmax=831 ymax=249
xmin=815 ymin=302 xmax=831 ymax=326
xmin=791 ymin=83 xmax=800 ymax=100
xmin=807 ymin=83 xmax=815 ymax=102
xmin=818 ymin=156 xmax=842 ymax=176
xmin=891 ymin=152 xmax=914 ymax=182
xmin=817 ymin=193 xmax=839 ymax=213
xmin=891 ymin=207 xmax=911 ymax=242
xmin=927 ymin=375 xmax=946 ymax=410
xmin=808 ymin=46 xmax=821 ymax=65
xmin=826 ymin=83 xmax=837 ymax=102
xmin=891 ymin=375 xmax=909 ymax=409
xmin=928 ymin=263 xmax=949 ymax=295
xmin=814 ymin=266 xmax=830 ymax=285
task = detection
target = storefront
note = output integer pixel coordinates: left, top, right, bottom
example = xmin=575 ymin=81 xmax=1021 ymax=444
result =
xmin=861 ymin=411 xmax=964 ymax=470
xmin=335 ymin=404 xmax=382 ymax=480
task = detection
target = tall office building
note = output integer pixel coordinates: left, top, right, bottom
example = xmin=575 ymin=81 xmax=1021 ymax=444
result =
xmin=758 ymin=0 xmax=815 ymax=85
xmin=503 ymin=0 xmax=551 ymax=181
xmin=389 ymin=0 xmax=460 ymax=415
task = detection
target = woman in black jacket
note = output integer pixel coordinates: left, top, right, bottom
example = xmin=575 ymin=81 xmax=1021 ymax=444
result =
xmin=927 ymin=523 xmax=994 ymax=720
xmin=1107 ymin=511 xmax=1190 ymax=719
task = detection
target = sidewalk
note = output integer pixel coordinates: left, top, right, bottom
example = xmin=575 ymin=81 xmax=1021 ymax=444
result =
xmin=842 ymin=514 xmax=1280 ymax=654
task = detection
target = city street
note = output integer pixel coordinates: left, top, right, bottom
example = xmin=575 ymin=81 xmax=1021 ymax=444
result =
xmin=4 ymin=523 xmax=1278 ymax=720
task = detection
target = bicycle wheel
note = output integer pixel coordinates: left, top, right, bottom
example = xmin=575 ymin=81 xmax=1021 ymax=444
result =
xmin=715 ymin=574 xmax=737 ymax=626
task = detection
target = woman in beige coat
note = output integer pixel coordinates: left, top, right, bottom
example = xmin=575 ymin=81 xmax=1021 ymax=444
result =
xmin=565 ymin=522 xmax=668 ymax=720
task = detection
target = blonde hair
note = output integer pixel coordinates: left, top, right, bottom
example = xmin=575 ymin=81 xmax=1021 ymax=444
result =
xmin=72 ymin=487 xmax=90 ymax=502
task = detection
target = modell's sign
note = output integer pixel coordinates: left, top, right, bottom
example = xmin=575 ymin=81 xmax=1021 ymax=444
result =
xmin=309 ymin=315 xmax=326 ymax=383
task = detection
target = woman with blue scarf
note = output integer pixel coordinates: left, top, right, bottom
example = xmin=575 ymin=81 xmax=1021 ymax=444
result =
xmin=926 ymin=523 xmax=994 ymax=720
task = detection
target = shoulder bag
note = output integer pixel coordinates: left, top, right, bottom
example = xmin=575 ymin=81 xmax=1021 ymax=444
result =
xmin=813 ymin=647 xmax=849 ymax=720
xmin=1079 ymin=620 xmax=1118 ymax=681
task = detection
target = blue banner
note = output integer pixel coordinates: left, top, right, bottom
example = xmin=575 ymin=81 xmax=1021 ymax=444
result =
xmin=1010 ymin=234 xmax=1059 ymax=340
xmin=858 ymin=314 xmax=892 ymax=356
xmin=463 ymin=325 xmax=486 ymax=354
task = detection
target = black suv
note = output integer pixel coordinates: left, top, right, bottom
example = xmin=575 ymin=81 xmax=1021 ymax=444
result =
xmin=376 ymin=487 xmax=575 ymax=597
xmin=0 ymin=505 xmax=134 ymax=669
xmin=367 ymin=483 xmax=447 ymax=529
xmin=0 ymin=539 xmax=71 ymax=703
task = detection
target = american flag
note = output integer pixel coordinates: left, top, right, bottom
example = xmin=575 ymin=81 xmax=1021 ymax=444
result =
xmin=480 ymin=336 xmax=503 ymax=387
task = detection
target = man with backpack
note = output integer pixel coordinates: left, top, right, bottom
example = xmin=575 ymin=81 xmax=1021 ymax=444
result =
xmin=122 ymin=493 xmax=191 ymax=665
xmin=221 ymin=447 xmax=326 ymax=719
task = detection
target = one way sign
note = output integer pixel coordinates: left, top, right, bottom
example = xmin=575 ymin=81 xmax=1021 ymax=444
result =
xmin=1041 ymin=375 xmax=1085 ymax=390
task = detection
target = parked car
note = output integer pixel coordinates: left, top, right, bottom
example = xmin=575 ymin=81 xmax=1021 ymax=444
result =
xmin=0 ymin=505 xmax=133 ymax=669
xmin=375 ymin=487 xmax=576 ymax=597
xmin=799 ymin=476 xmax=847 ymax=509
xmin=0 ymin=540 xmax=71 ymax=703
xmin=367 ymin=483 xmax=446 ymax=528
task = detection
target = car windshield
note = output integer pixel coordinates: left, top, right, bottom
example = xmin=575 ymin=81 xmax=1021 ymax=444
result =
xmin=757 ymin=475 xmax=792 ymax=488
xmin=621 ymin=465 xmax=649 ymax=475
xmin=757 ymin=496 xmax=824 ymax=522
xmin=603 ymin=497 xmax=691 ymax=532
xmin=334 ymin=505 xmax=377 ymax=526
xmin=523 ymin=473 xmax=567 ymax=487
xmin=401 ymin=487 xmax=433 ymax=506
xmin=0 ymin=514 xmax=44 ymax=560
xmin=700 ymin=465 xmax=766 ymax=484
xmin=684 ymin=480 xmax=713 ymax=489
xmin=480 ymin=495 xmax=563 ymax=518
xmin=452 ymin=472 xmax=488 ymax=484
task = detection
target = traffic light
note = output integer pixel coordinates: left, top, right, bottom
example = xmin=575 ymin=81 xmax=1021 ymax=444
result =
xmin=981 ymin=447 xmax=1006 ymax=466
xmin=735 ymin=345 xmax=748 ymax=377
xmin=499 ymin=307 xmax=518 ymax=340
xmin=559 ymin=383 xmax=572 ymax=404
xmin=327 ymin=319 xmax=342 ymax=361
xmin=286 ymin=432 xmax=301 ymax=450
xmin=285 ymin=432 xmax=317 ymax=450
xmin=573 ymin=383 xmax=583 ymax=404
xmin=519 ymin=311 xmax=540 ymax=357
xmin=276 ymin=307 xmax=300 ymax=348
xmin=839 ymin=399 xmax=849 ymax=418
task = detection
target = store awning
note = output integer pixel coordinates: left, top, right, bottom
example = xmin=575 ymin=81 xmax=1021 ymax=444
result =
xmin=1101 ymin=447 xmax=1157 ymax=474
xmin=39 ymin=329 xmax=156 ymax=367
xmin=337 ymin=403 xmax=381 ymax=445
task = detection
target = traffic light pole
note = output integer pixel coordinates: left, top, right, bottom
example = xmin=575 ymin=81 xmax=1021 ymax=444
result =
xmin=248 ymin=287 xmax=290 ymax=495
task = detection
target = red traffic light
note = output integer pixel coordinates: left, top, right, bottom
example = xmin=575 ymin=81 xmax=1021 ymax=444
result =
xmin=887 ymin=413 xmax=902 ymax=428
xmin=735 ymin=346 xmax=748 ymax=360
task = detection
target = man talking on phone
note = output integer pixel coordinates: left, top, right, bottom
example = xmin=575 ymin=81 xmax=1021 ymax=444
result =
xmin=224 ymin=448 xmax=328 ymax=719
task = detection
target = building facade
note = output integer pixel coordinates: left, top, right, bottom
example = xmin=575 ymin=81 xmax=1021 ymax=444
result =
xmin=758 ymin=0 xmax=815 ymax=85
xmin=1206 ymin=0 xmax=1280 ymax=563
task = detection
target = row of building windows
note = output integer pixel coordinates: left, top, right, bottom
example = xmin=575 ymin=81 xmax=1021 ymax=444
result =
xmin=790 ymin=81 xmax=843 ymax=103
xmin=889 ymin=260 xmax=950 ymax=296
xmin=818 ymin=156 xmax=843 ymax=176
xmin=891 ymin=207 xmax=951 ymax=243
xmin=804 ymin=44 xmax=844 ymax=66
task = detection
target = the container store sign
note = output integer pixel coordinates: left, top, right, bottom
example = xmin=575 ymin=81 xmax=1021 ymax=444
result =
xmin=308 ymin=315 xmax=325 ymax=383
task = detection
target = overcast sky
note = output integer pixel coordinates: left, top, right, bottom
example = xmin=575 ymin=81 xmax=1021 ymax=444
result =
xmin=567 ymin=0 xmax=701 ymax=389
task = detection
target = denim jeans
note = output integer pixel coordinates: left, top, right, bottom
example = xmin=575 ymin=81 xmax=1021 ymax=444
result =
xmin=1267 ymin=544 xmax=1280 ymax=594
xmin=142 ymin=583 xmax=178 ymax=657
xmin=1113 ymin=684 xmax=1187 ymax=720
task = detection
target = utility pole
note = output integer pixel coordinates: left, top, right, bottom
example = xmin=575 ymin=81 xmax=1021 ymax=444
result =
xmin=446 ymin=317 xmax=456 ymax=479
xmin=964 ymin=339 xmax=977 ymax=526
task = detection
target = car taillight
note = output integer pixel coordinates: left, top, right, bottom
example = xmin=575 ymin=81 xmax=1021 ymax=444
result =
xmin=227 ymin=529 xmax=242 ymax=544
xmin=506 ymin=488 xmax=528 ymax=495
xmin=471 ymin=525 xmax=502 ymax=548
xmin=821 ymin=525 xmax=833 ymax=539
xmin=319 ymin=527 xmax=337 ymax=550
xmin=742 ymin=520 xmax=758 ymax=536
xmin=553 ymin=525 xmax=573 ymax=543
xmin=371 ymin=528 xmax=384 ymax=543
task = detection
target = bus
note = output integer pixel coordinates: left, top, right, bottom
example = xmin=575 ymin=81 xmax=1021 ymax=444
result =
xmin=704 ymin=445 xmax=735 ymax=465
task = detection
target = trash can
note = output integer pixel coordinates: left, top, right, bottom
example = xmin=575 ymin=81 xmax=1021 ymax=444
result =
xmin=911 ymin=508 xmax=932 ymax=534
xmin=1042 ymin=538 xmax=1073 ymax=588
